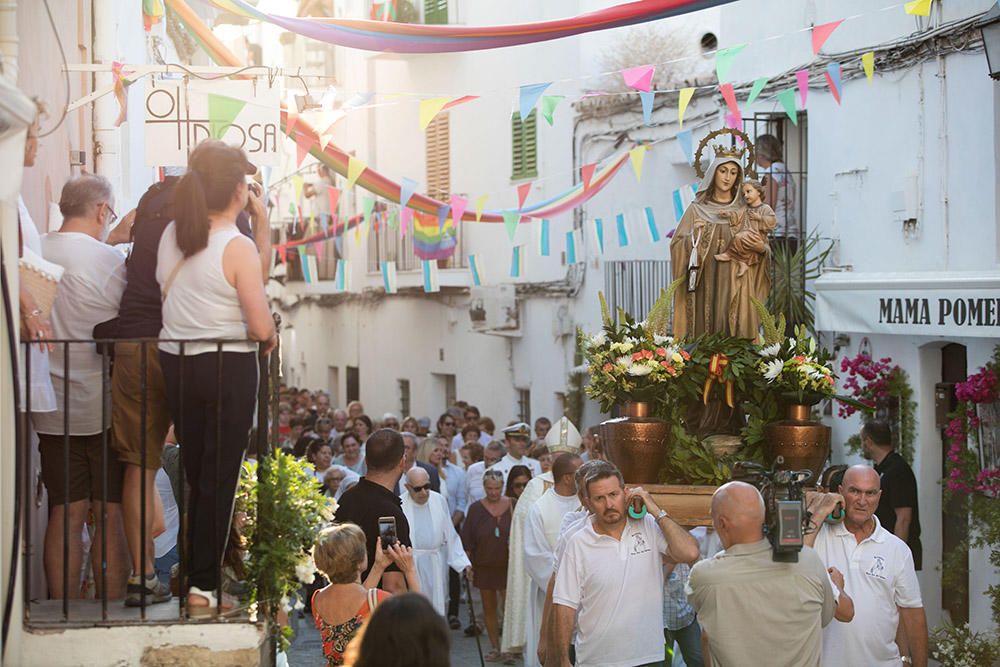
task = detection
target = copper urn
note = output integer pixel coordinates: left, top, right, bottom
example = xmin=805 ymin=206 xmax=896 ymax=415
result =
xmin=600 ymin=402 xmax=669 ymax=484
xmin=763 ymin=404 xmax=831 ymax=480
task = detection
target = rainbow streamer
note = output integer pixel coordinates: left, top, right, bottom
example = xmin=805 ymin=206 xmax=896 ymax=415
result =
xmin=199 ymin=0 xmax=735 ymax=54
xmin=413 ymin=211 xmax=457 ymax=260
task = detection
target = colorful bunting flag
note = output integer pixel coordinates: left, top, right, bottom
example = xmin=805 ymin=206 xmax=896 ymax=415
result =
xmin=539 ymin=219 xmax=551 ymax=257
xmin=400 ymin=177 xmax=418 ymax=209
xmin=285 ymin=91 xmax=299 ymax=136
xmin=747 ymin=77 xmax=768 ymax=105
xmin=725 ymin=112 xmax=742 ymax=133
xmin=400 ymin=206 xmax=413 ymax=235
xmin=503 ymin=211 xmax=520 ymax=242
xmin=615 ymin=213 xmax=630 ymax=248
xmin=510 ymin=245 xmax=524 ymax=278
xmin=796 ymin=69 xmax=809 ymax=107
xmin=715 ymin=44 xmax=746 ymax=83
xmin=517 ymin=182 xmax=532 ymax=210
xmin=593 ymin=218 xmax=605 ymax=254
xmin=298 ymin=246 xmax=312 ymax=283
xmin=474 ymin=194 xmax=489 ymax=222
xmin=776 ymin=88 xmax=798 ymax=125
xmin=519 ymin=83 xmax=552 ymax=120
xmin=622 ymin=65 xmax=655 ymax=92
xmin=639 ymin=91 xmax=655 ymax=126
xmin=334 ymin=259 xmax=350 ymax=291
xmin=719 ymin=83 xmax=740 ymax=118
xmin=565 ymin=230 xmax=579 ymax=265
xmin=904 ymin=0 xmax=932 ymax=16
xmin=825 ymin=62 xmax=843 ymax=104
xmin=292 ymin=175 xmax=305 ymax=204
xmin=208 ymin=93 xmax=246 ymax=139
xmin=362 ymin=197 xmax=376 ymax=225
xmin=450 ymin=195 xmax=468 ymax=225
xmin=540 ymin=95 xmax=565 ymax=125
xmin=644 ymin=207 xmax=660 ymax=243
xmin=422 ymin=259 xmax=440 ymax=293
xmin=629 ymin=145 xmax=647 ymax=183
xmin=419 ymin=97 xmax=450 ymax=130
xmin=327 ymin=186 xmax=341 ymax=214
xmin=468 ymin=254 xmax=484 ymax=286
xmin=413 ymin=211 xmax=457 ymax=259
xmin=381 ymin=260 xmax=398 ymax=294
xmin=678 ymin=87 xmax=695 ymax=128
xmin=862 ymin=51 xmax=875 ymax=82
xmin=675 ymin=129 xmax=694 ymax=166
xmin=347 ymin=157 xmax=367 ymax=188
xmin=581 ymin=163 xmax=597 ymax=191
xmin=437 ymin=204 xmax=450 ymax=231
xmin=811 ymin=19 xmax=843 ymax=55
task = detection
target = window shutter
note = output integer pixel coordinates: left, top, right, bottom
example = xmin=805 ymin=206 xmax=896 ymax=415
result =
xmin=511 ymin=110 xmax=538 ymax=180
xmin=426 ymin=112 xmax=451 ymax=200
xmin=423 ymin=0 xmax=448 ymax=24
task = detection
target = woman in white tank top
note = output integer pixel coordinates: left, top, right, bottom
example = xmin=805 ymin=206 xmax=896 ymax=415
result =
xmin=155 ymin=140 xmax=275 ymax=618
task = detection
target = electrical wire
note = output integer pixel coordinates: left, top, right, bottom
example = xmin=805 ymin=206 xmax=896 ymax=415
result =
xmin=37 ymin=0 xmax=70 ymax=139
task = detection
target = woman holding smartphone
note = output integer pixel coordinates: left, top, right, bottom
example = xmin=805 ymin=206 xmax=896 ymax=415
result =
xmin=157 ymin=140 xmax=276 ymax=617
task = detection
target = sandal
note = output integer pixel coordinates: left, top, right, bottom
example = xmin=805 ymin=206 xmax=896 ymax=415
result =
xmin=502 ymin=653 xmax=517 ymax=665
xmin=484 ymin=649 xmax=503 ymax=662
xmin=186 ymin=586 xmax=242 ymax=619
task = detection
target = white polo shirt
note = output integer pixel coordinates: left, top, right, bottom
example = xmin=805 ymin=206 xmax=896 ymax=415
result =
xmin=553 ymin=514 xmax=667 ymax=667
xmin=812 ymin=516 xmax=923 ymax=667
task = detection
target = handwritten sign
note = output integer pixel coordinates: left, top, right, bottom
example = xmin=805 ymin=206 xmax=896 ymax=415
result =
xmin=144 ymin=79 xmax=280 ymax=167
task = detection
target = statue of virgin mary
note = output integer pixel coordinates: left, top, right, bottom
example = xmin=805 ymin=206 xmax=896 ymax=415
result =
xmin=669 ymin=142 xmax=771 ymax=339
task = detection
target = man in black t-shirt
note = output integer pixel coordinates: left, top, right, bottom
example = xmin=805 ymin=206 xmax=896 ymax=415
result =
xmin=862 ymin=420 xmax=922 ymax=569
xmin=334 ymin=429 xmax=412 ymax=592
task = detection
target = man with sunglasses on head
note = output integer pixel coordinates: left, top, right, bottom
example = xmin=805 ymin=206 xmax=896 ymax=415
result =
xmin=401 ymin=467 xmax=470 ymax=616
xmin=806 ymin=465 xmax=927 ymax=667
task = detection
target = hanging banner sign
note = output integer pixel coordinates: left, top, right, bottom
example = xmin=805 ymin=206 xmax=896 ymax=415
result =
xmin=143 ymin=80 xmax=281 ymax=167
xmin=816 ymin=272 xmax=1000 ymax=338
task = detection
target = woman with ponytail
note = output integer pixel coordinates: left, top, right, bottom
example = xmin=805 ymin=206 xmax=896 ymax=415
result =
xmin=155 ymin=140 xmax=276 ymax=617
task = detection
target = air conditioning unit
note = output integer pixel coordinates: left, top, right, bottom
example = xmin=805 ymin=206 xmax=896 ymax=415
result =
xmin=469 ymin=285 xmax=520 ymax=335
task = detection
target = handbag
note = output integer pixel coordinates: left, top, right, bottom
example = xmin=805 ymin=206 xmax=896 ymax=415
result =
xmin=18 ymin=248 xmax=63 ymax=339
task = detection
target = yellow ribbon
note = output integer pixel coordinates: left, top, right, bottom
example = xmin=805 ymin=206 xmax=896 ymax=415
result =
xmin=702 ymin=353 xmax=735 ymax=408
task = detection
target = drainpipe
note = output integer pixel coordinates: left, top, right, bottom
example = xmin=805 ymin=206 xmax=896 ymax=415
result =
xmin=0 ymin=0 xmax=17 ymax=85
xmin=91 ymin=0 xmax=125 ymax=201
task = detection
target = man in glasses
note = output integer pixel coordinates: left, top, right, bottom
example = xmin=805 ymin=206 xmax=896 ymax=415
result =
xmin=401 ymin=467 xmax=470 ymax=616
xmin=396 ymin=432 xmax=440 ymax=496
xmin=806 ymin=465 xmax=927 ymax=667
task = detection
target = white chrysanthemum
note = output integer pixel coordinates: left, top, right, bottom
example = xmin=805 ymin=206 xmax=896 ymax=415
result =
xmin=763 ymin=359 xmax=784 ymax=383
xmin=592 ymin=332 xmax=607 ymax=347
xmin=758 ymin=343 xmax=780 ymax=357
xmin=627 ymin=364 xmax=653 ymax=376
xmin=615 ymin=355 xmax=633 ymax=368
xmin=652 ymin=333 xmax=670 ymax=346
xmin=295 ymin=561 xmax=316 ymax=585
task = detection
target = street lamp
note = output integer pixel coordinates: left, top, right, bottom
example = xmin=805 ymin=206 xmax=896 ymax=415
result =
xmin=980 ymin=2 xmax=1000 ymax=80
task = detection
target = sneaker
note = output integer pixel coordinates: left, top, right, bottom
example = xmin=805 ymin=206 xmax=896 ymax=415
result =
xmin=448 ymin=615 xmax=461 ymax=630
xmin=125 ymin=573 xmax=172 ymax=607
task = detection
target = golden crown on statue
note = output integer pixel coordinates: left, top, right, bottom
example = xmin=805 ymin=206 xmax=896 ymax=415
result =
xmin=694 ymin=127 xmax=758 ymax=180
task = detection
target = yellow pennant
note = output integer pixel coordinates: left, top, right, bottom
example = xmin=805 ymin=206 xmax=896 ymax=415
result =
xmin=678 ymin=87 xmax=695 ymax=128
xmin=629 ymin=145 xmax=647 ymax=183
xmin=291 ymin=175 xmax=304 ymax=204
xmin=347 ymin=157 xmax=367 ymax=189
xmin=474 ymin=194 xmax=489 ymax=222
xmin=903 ymin=0 xmax=931 ymax=16
xmin=862 ymin=51 xmax=875 ymax=82
xmin=419 ymin=97 xmax=450 ymax=130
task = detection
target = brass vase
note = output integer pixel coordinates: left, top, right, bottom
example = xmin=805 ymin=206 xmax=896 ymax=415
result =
xmin=600 ymin=402 xmax=669 ymax=484
xmin=763 ymin=404 xmax=831 ymax=480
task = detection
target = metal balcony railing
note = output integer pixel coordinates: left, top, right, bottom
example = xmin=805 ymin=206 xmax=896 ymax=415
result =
xmin=17 ymin=334 xmax=280 ymax=641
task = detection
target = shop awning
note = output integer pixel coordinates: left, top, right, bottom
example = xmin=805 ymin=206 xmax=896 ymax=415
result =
xmin=815 ymin=271 xmax=1000 ymax=338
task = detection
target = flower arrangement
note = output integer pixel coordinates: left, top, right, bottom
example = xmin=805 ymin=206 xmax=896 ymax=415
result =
xmin=838 ymin=353 xmax=917 ymax=463
xmin=941 ymin=345 xmax=1000 ymax=631
xmin=580 ymin=293 xmax=689 ymax=413
xmin=237 ymin=450 xmax=336 ymax=650
xmin=756 ymin=325 xmax=836 ymax=405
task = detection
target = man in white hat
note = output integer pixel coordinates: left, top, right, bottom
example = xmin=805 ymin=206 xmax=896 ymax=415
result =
xmin=500 ymin=417 xmax=582 ymax=658
xmin=523 ymin=452 xmax=583 ymax=667
xmin=492 ymin=422 xmax=543 ymax=482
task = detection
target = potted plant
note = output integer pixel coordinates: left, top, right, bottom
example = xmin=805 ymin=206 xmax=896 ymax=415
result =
xmin=838 ymin=353 xmax=917 ymax=463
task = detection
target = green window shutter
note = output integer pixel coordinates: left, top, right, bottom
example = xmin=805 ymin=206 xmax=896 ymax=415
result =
xmin=511 ymin=110 xmax=538 ymax=180
xmin=424 ymin=0 xmax=448 ymax=24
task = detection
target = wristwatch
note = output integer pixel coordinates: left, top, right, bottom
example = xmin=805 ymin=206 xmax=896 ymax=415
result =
xmin=655 ymin=509 xmax=669 ymax=521
xmin=900 ymin=657 xmax=912 ymax=664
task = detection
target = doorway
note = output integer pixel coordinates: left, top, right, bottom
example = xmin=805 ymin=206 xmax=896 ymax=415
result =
xmin=938 ymin=343 xmax=968 ymax=624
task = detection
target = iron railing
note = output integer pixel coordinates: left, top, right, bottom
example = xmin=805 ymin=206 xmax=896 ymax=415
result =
xmin=18 ymin=333 xmax=280 ymax=647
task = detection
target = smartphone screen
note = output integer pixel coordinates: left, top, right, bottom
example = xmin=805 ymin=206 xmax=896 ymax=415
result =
xmin=378 ymin=516 xmax=397 ymax=548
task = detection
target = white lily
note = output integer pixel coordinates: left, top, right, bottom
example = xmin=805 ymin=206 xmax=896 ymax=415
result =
xmin=653 ymin=333 xmax=670 ymax=346
xmin=592 ymin=332 xmax=607 ymax=347
xmin=616 ymin=355 xmax=633 ymax=368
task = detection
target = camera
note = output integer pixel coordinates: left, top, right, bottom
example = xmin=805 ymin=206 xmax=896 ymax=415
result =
xmin=732 ymin=459 xmax=814 ymax=562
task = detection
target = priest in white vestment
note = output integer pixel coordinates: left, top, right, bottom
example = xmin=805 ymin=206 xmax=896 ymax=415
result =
xmin=501 ymin=418 xmax=583 ymax=656
xmin=401 ymin=468 xmax=470 ymax=615
xmin=522 ymin=452 xmax=584 ymax=667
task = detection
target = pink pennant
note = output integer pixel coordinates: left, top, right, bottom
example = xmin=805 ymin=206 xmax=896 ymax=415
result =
xmin=442 ymin=95 xmax=480 ymax=111
xmin=450 ymin=195 xmax=468 ymax=224
xmin=327 ymin=186 xmax=341 ymax=214
xmin=314 ymin=240 xmax=325 ymax=262
xmin=725 ymin=113 xmax=745 ymax=145
xmin=400 ymin=207 xmax=413 ymax=236
xmin=517 ymin=182 xmax=532 ymax=210
xmin=622 ymin=65 xmax=655 ymax=93
xmin=581 ymin=163 xmax=597 ymax=191
xmin=719 ymin=83 xmax=740 ymax=118
xmin=812 ymin=19 xmax=843 ymax=55
xmin=796 ymin=69 xmax=809 ymax=107
xmin=295 ymin=132 xmax=315 ymax=167
xmin=277 ymin=246 xmax=287 ymax=264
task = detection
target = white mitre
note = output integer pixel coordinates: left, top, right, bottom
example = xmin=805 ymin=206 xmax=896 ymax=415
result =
xmin=544 ymin=416 xmax=582 ymax=454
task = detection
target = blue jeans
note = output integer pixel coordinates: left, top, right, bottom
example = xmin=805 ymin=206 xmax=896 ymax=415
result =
xmin=664 ymin=620 xmax=704 ymax=667
xmin=154 ymin=543 xmax=179 ymax=587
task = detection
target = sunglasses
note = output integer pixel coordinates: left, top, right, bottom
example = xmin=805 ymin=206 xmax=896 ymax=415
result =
xmin=410 ymin=483 xmax=431 ymax=492
xmin=443 ymin=421 xmax=456 ymax=427
xmin=512 ymin=482 xmax=527 ymax=490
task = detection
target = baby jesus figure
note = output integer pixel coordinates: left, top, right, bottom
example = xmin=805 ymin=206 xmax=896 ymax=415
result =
xmin=715 ymin=179 xmax=777 ymax=276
